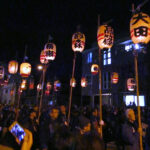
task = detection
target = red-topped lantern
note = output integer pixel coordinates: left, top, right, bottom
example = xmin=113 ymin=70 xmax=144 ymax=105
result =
xmin=72 ymin=32 xmax=85 ymax=52
xmin=8 ymin=60 xmax=18 ymax=74
xmin=20 ymin=79 xmax=27 ymax=90
xmin=40 ymin=50 xmax=49 ymax=64
xmin=70 ymin=78 xmax=76 ymax=87
xmin=81 ymin=77 xmax=87 ymax=87
xmin=20 ymin=62 xmax=31 ymax=78
xmin=111 ymin=72 xmax=119 ymax=84
xmin=0 ymin=66 xmax=4 ymax=79
xmin=127 ymin=78 xmax=136 ymax=91
xmin=44 ymin=43 xmax=56 ymax=61
xmin=130 ymin=12 xmax=150 ymax=44
xmin=46 ymin=82 xmax=52 ymax=90
xmin=91 ymin=64 xmax=99 ymax=75
xmin=97 ymin=25 xmax=114 ymax=49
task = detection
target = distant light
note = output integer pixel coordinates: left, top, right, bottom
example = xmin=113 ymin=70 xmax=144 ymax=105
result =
xmin=37 ymin=65 xmax=43 ymax=70
xmin=134 ymin=44 xmax=140 ymax=50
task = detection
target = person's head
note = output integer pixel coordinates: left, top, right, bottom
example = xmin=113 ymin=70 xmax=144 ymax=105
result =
xmin=49 ymin=106 xmax=59 ymax=120
xmin=29 ymin=109 xmax=36 ymax=120
xmin=60 ymin=105 xmax=66 ymax=115
xmin=126 ymin=108 xmax=135 ymax=123
xmin=92 ymin=108 xmax=98 ymax=117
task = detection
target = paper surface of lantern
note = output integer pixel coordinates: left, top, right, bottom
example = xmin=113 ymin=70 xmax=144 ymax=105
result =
xmin=44 ymin=43 xmax=56 ymax=60
xmin=127 ymin=78 xmax=136 ymax=91
xmin=72 ymin=32 xmax=85 ymax=52
xmin=130 ymin=12 xmax=150 ymax=44
xmin=20 ymin=62 xmax=31 ymax=78
xmin=37 ymin=84 xmax=42 ymax=91
xmin=8 ymin=60 xmax=18 ymax=74
xmin=0 ymin=66 xmax=4 ymax=79
xmin=40 ymin=50 xmax=49 ymax=64
xmin=81 ymin=77 xmax=87 ymax=87
xmin=46 ymin=82 xmax=52 ymax=90
xmin=97 ymin=25 xmax=114 ymax=49
xmin=91 ymin=64 xmax=99 ymax=75
xmin=70 ymin=78 xmax=76 ymax=87
xmin=21 ymin=79 xmax=27 ymax=90
xmin=54 ymin=80 xmax=61 ymax=91
xmin=111 ymin=72 xmax=119 ymax=84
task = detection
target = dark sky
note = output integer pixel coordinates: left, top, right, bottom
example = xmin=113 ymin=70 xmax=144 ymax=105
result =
xmin=0 ymin=0 xmax=150 ymax=80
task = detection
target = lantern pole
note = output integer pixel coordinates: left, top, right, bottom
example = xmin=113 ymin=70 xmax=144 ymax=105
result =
xmin=38 ymin=64 xmax=47 ymax=121
xmin=67 ymin=52 xmax=77 ymax=125
xmin=134 ymin=50 xmax=143 ymax=150
xmin=98 ymin=15 xmax=103 ymax=138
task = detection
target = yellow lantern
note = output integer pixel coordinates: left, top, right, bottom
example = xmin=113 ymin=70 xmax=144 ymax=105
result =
xmin=21 ymin=79 xmax=27 ymax=90
xmin=37 ymin=83 xmax=42 ymax=91
xmin=20 ymin=62 xmax=31 ymax=78
xmin=0 ymin=66 xmax=4 ymax=79
xmin=91 ymin=64 xmax=99 ymax=75
xmin=130 ymin=12 xmax=150 ymax=44
xmin=46 ymin=82 xmax=52 ymax=90
xmin=72 ymin=32 xmax=85 ymax=52
xmin=8 ymin=60 xmax=18 ymax=74
xmin=127 ymin=78 xmax=136 ymax=91
xmin=81 ymin=77 xmax=87 ymax=87
xmin=40 ymin=50 xmax=49 ymax=64
xmin=44 ymin=43 xmax=56 ymax=61
xmin=97 ymin=25 xmax=114 ymax=49
xmin=70 ymin=78 xmax=76 ymax=87
xmin=111 ymin=72 xmax=119 ymax=84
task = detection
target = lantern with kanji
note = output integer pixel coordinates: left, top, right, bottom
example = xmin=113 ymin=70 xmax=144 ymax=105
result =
xmin=21 ymin=79 xmax=27 ymax=90
xmin=0 ymin=66 xmax=4 ymax=79
xmin=97 ymin=25 xmax=114 ymax=49
xmin=70 ymin=78 xmax=76 ymax=87
xmin=46 ymin=82 xmax=52 ymax=90
xmin=8 ymin=60 xmax=18 ymax=74
xmin=37 ymin=83 xmax=42 ymax=92
xmin=44 ymin=43 xmax=56 ymax=61
xmin=81 ymin=77 xmax=87 ymax=87
xmin=29 ymin=79 xmax=34 ymax=90
xmin=72 ymin=32 xmax=85 ymax=52
xmin=111 ymin=72 xmax=119 ymax=84
xmin=130 ymin=12 xmax=150 ymax=44
xmin=127 ymin=78 xmax=136 ymax=91
xmin=91 ymin=64 xmax=99 ymax=75
xmin=54 ymin=80 xmax=61 ymax=91
xmin=20 ymin=62 xmax=31 ymax=78
xmin=40 ymin=50 xmax=49 ymax=64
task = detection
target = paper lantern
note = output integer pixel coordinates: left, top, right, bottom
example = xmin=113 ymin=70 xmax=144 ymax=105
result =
xmin=8 ymin=60 xmax=18 ymax=74
xmin=20 ymin=62 xmax=31 ymax=78
xmin=44 ymin=43 xmax=56 ymax=61
xmin=45 ymin=89 xmax=50 ymax=96
xmin=127 ymin=78 xmax=136 ymax=91
xmin=0 ymin=66 xmax=4 ymax=79
xmin=46 ymin=82 xmax=52 ymax=90
xmin=37 ymin=83 xmax=42 ymax=91
xmin=29 ymin=79 xmax=34 ymax=90
xmin=81 ymin=77 xmax=87 ymax=87
xmin=91 ymin=64 xmax=99 ymax=75
xmin=21 ymin=79 xmax=27 ymax=90
xmin=130 ymin=12 xmax=150 ymax=44
xmin=40 ymin=50 xmax=49 ymax=64
xmin=72 ymin=32 xmax=85 ymax=52
xmin=70 ymin=78 xmax=76 ymax=87
xmin=111 ymin=72 xmax=119 ymax=84
xmin=54 ymin=80 xmax=61 ymax=91
xmin=97 ymin=25 xmax=114 ymax=49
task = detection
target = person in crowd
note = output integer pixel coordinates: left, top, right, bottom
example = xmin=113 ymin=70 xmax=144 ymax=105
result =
xmin=122 ymin=108 xmax=140 ymax=150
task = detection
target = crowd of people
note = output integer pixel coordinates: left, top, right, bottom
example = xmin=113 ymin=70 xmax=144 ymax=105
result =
xmin=0 ymin=102 xmax=150 ymax=150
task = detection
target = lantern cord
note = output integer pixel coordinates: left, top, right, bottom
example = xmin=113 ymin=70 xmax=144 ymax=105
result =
xmin=23 ymin=45 xmax=28 ymax=62
xmin=77 ymin=25 xmax=81 ymax=32
xmin=48 ymin=35 xmax=53 ymax=42
xmin=136 ymin=0 xmax=149 ymax=11
xmin=102 ymin=19 xmax=113 ymax=25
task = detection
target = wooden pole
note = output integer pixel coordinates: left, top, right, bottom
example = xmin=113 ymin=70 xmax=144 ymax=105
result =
xmin=15 ymin=87 xmax=21 ymax=121
xmin=67 ymin=52 xmax=76 ymax=125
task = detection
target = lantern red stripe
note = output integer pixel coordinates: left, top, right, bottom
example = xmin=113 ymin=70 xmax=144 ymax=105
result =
xmin=98 ymin=37 xmax=104 ymax=41
xmin=130 ymin=30 xmax=134 ymax=33
xmin=21 ymin=74 xmax=29 ymax=77
xmin=97 ymin=33 xmax=104 ymax=38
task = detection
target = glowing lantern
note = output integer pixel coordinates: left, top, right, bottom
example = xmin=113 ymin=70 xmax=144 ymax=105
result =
xmin=97 ymin=25 xmax=114 ymax=49
xmin=20 ymin=62 xmax=31 ymax=78
xmin=111 ymin=72 xmax=119 ymax=84
xmin=54 ymin=80 xmax=61 ymax=91
xmin=8 ymin=60 xmax=18 ymax=74
xmin=70 ymin=78 xmax=76 ymax=87
xmin=127 ymin=78 xmax=136 ymax=91
xmin=40 ymin=50 xmax=49 ymax=64
xmin=21 ymin=79 xmax=27 ymax=90
xmin=29 ymin=79 xmax=34 ymax=90
xmin=0 ymin=66 xmax=4 ymax=79
xmin=44 ymin=43 xmax=56 ymax=61
xmin=130 ymin=12 xmax=150 ymax=44
xmin=81 ymin=77 xmax=87 ymax=87
xmin=37 ymin=83 xmax=42 ymax=91
xmin=45 ymin=89 xmax=50 ymax=96
xmin=46 ymin=82 xmax=52 ymax=90
xmin=72 ymin=32 xmax=85 ymax=52
xmin=91 ymin=64 xmax=99 ymax=75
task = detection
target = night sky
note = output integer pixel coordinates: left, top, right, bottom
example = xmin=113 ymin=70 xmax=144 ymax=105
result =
xmin=0 ymin=0 xmax=150 ymax=81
